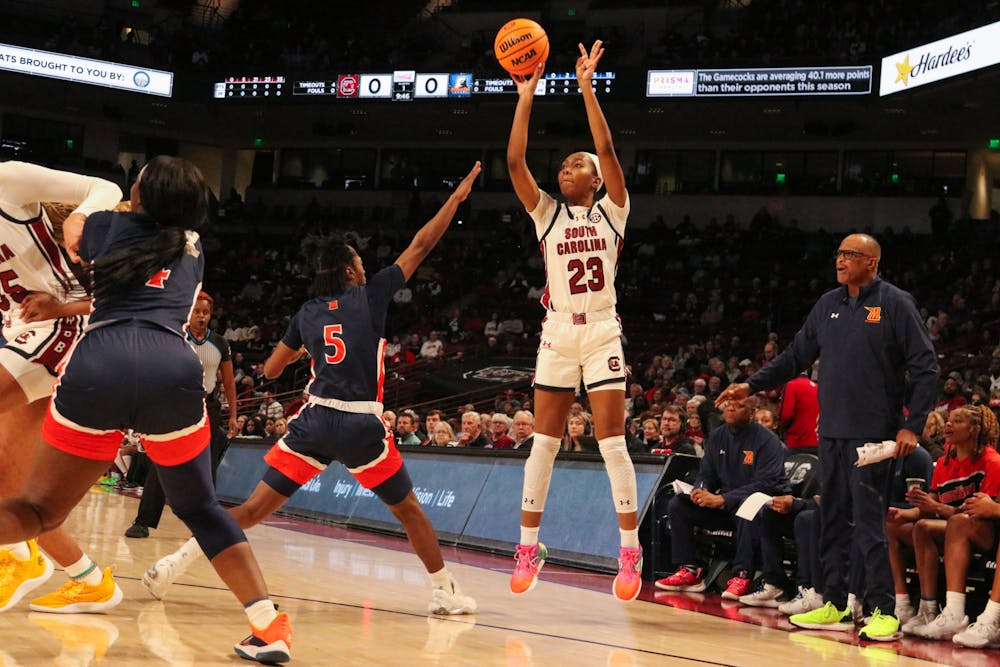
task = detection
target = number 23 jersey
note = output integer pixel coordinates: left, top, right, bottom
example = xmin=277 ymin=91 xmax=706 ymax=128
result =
xmin=281 ymin=264 xmax=403 ymax=404
xmin=528 ymin=191 xmax=628 ymax=315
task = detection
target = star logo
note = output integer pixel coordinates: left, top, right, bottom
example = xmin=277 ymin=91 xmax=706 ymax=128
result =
xmin=895 ymin=54 xmax=913 ymax=86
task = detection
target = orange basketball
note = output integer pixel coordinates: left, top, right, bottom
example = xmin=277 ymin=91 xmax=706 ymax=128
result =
xmin=494 ymin=18 xmax=549 ymax=77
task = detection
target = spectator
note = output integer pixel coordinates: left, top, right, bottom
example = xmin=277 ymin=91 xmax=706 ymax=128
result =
xmin=421 ymin=409 xmax=443 ymax=447
xmin=655 ymin=397 xmax=789 ymax=599
xmin=511 ymin=410 xmax=535 ymax=450
xmin=258 ymin=391 xmax=284 ymax=420
xmin=919 ymin=412 xmax=946 ymax=461
xmin=488 ymin=413 xmax=515 ymax=449
xmin=896 ymin=406 xmax=1000 ymax=640
xmin=933 ymin=371 xmax=967 ymax=416
xmin=778 ymin=371 xmax=820 ymax=453
xmin=430 ymin=422 xmax=457 ymax=447
xmin=625 ymin=383 xmax=644 ymax=418
xmin=659 ymin=407 xmax=695 ymax=455
xmin=562 ymin=413 xmax=598 ymax=453
xmin=639 ymin=418 xmax=662 ymax=451
xmin=457 ymin=411 xmax=490 ymax=448
xmin=396 ymin=412 xmax=422 ymax=446
xmin=420 ymin=331 xmax=445 ymax=359
xmin=754 ymin=408 xmax=779 ymax=432
xmin=685 ymin=409 xmax=705 ymax=449
xmin=273 ymin=418 xmax=288 ymax=439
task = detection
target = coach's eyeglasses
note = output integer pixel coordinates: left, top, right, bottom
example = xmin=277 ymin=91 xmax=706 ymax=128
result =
xmin=835 ymin=249 xmax=871 ymax=261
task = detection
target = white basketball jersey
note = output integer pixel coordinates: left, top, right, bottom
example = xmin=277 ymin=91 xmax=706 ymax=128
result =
xmin=529 ymin=191 xmax=628 ymax=314
xmin=0 ymin=161 xmax=121 ymax=332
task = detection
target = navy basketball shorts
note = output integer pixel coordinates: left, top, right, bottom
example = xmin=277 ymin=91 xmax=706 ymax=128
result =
xmin=264 ymin=403 xmax=404 ymax=490
xmin=42 ymin=323 xmax=209 ymax=465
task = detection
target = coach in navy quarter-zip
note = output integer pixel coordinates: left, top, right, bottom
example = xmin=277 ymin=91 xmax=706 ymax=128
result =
xmin=716 ymin=233 xmax=938 ymax=639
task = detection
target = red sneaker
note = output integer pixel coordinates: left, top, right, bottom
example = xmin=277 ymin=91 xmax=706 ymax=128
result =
xmin=654 ymin=567 xmax=706 ymax=592
xmin=721 ymin=576 xmax=752 ymax=600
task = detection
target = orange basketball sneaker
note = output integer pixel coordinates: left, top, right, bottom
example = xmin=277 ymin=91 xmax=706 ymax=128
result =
xmin=510 ymin=542 xmax=547 ymax=595
xmin=613 ymin=546 xmax=643 ymax=601
xmin=234 ymin=612 xmax=292 ymax=664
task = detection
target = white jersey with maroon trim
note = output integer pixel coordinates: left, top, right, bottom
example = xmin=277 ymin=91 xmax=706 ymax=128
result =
xmin=0 ymin=161 xmax=121 ymax=333
xmin=528 ymin=190 xmax=628 ymax=315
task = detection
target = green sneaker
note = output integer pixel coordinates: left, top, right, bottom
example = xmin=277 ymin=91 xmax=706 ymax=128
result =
xmin=859 ymin=609 xmax=902 ymax=642
xmin=790 ymin=601 xmax=854 ymax=631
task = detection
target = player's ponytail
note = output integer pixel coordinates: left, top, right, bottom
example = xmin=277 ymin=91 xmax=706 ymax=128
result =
xmin=91 ymin=156 xmax=208 ymax=302
xmin=301 ymin=234 xmax=355 ymax=297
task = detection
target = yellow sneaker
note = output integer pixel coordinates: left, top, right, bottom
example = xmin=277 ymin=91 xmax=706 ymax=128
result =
xmin=28 ymin=612 xmax=119 ymax=661
xmin=29 ymin=567 xmax=123 ymax=614
xmin=0 ymin=540 xmax=54 ymax=612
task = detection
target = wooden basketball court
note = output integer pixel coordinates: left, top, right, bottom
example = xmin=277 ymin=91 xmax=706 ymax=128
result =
xmin=0 ymin=488 xmax=949 ymax=666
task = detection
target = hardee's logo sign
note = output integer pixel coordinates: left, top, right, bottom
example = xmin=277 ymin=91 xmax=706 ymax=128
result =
xmin=864 ymin=306 xmax=882 ymax=323
xmin=880 ymin=20 xmax=1000 ymax=96
xmin=892 ymin=43 xmax=972 ymax=87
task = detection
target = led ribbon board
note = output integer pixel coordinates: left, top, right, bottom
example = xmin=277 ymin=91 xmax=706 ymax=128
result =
xmin=0 ymin=42 xmax=173 ymax=96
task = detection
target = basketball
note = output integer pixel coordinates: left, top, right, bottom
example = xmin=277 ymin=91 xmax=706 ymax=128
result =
xmin=494 ymin=18 xmax=549 ymax=78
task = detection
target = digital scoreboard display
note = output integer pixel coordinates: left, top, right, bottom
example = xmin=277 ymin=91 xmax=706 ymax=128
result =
xmin=213 ymin=75 xmax=285 ymax=98
xmin=215 ymin=71 xmax=615 ymax=100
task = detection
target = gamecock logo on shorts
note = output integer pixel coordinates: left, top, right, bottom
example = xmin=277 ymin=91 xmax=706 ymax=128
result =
xmin=14 ymin=330 xmax=36 ymax=345
xmin=608 ymin=356 xmax=621 ymax=372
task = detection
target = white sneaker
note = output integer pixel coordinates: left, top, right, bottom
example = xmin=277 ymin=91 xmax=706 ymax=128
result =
xmin=912 ymin=609 xmax=968 ymax=640
xmin=142 ymin=553 xmax=188 ymax=601
xmin=903 ymin=608 xmax=937 ymax=635
xmin=739 ymin=583 xmax=785 ymax=608
xmin=895 ymin=599 xmax=916 ymax=626
xmin=954 ymin=618 xmax=1000 ymax=648
xmin=778 ymin=586 xmax=823 ymax=615
xmin=428 ymin=581 xmax=477 ymax=616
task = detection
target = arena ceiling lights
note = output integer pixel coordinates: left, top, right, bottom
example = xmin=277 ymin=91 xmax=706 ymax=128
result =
xmin=879 ymin=20 xmax=1000 ymax=96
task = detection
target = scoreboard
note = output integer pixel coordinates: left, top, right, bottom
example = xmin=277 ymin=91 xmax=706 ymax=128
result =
xmin=214 ymin=71 xmax=616 ymax=100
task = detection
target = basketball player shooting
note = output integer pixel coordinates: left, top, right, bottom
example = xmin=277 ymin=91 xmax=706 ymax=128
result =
xmin=506 ymin=41 xmax=642 ymax=602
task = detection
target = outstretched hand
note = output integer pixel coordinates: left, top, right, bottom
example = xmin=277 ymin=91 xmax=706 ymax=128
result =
xmin=575 ymin=40 xmax=605 ymax=84
xmin=513 ymin=62 xmax=544 ymax=95
xmin=451 ymin=161 xmax=482 ymax=202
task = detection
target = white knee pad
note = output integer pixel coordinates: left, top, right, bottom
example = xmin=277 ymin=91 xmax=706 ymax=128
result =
xmin=521 ymin=434 xmax=560 ymax=513
xmin=598 ymin=436 xmax=638 ymax=514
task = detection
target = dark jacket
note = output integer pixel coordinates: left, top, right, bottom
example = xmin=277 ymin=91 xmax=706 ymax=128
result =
xmin=696 ymin=422 xmax=790 ymax=511
xmin=748 ymin=278 xmax=938 ymax=440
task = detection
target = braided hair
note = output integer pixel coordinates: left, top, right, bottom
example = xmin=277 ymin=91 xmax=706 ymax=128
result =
xmin=300 ymin=234 xmax=356 ymax=297
xmin=944 ymin=404 xmax=999 ymax=464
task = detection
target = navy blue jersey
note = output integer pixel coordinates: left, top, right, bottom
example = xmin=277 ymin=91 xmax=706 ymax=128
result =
xmin=282 ymin=264 xmax=404 ymax=404
xmin=80 ymin=211 xmax=203 ymax=336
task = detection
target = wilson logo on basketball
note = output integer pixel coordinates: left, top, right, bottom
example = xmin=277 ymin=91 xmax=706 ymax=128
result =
xmin=864 ymin=306 xmax=882 ymax=323
xmin=497 ymin=33 xmax=532 ymax=54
